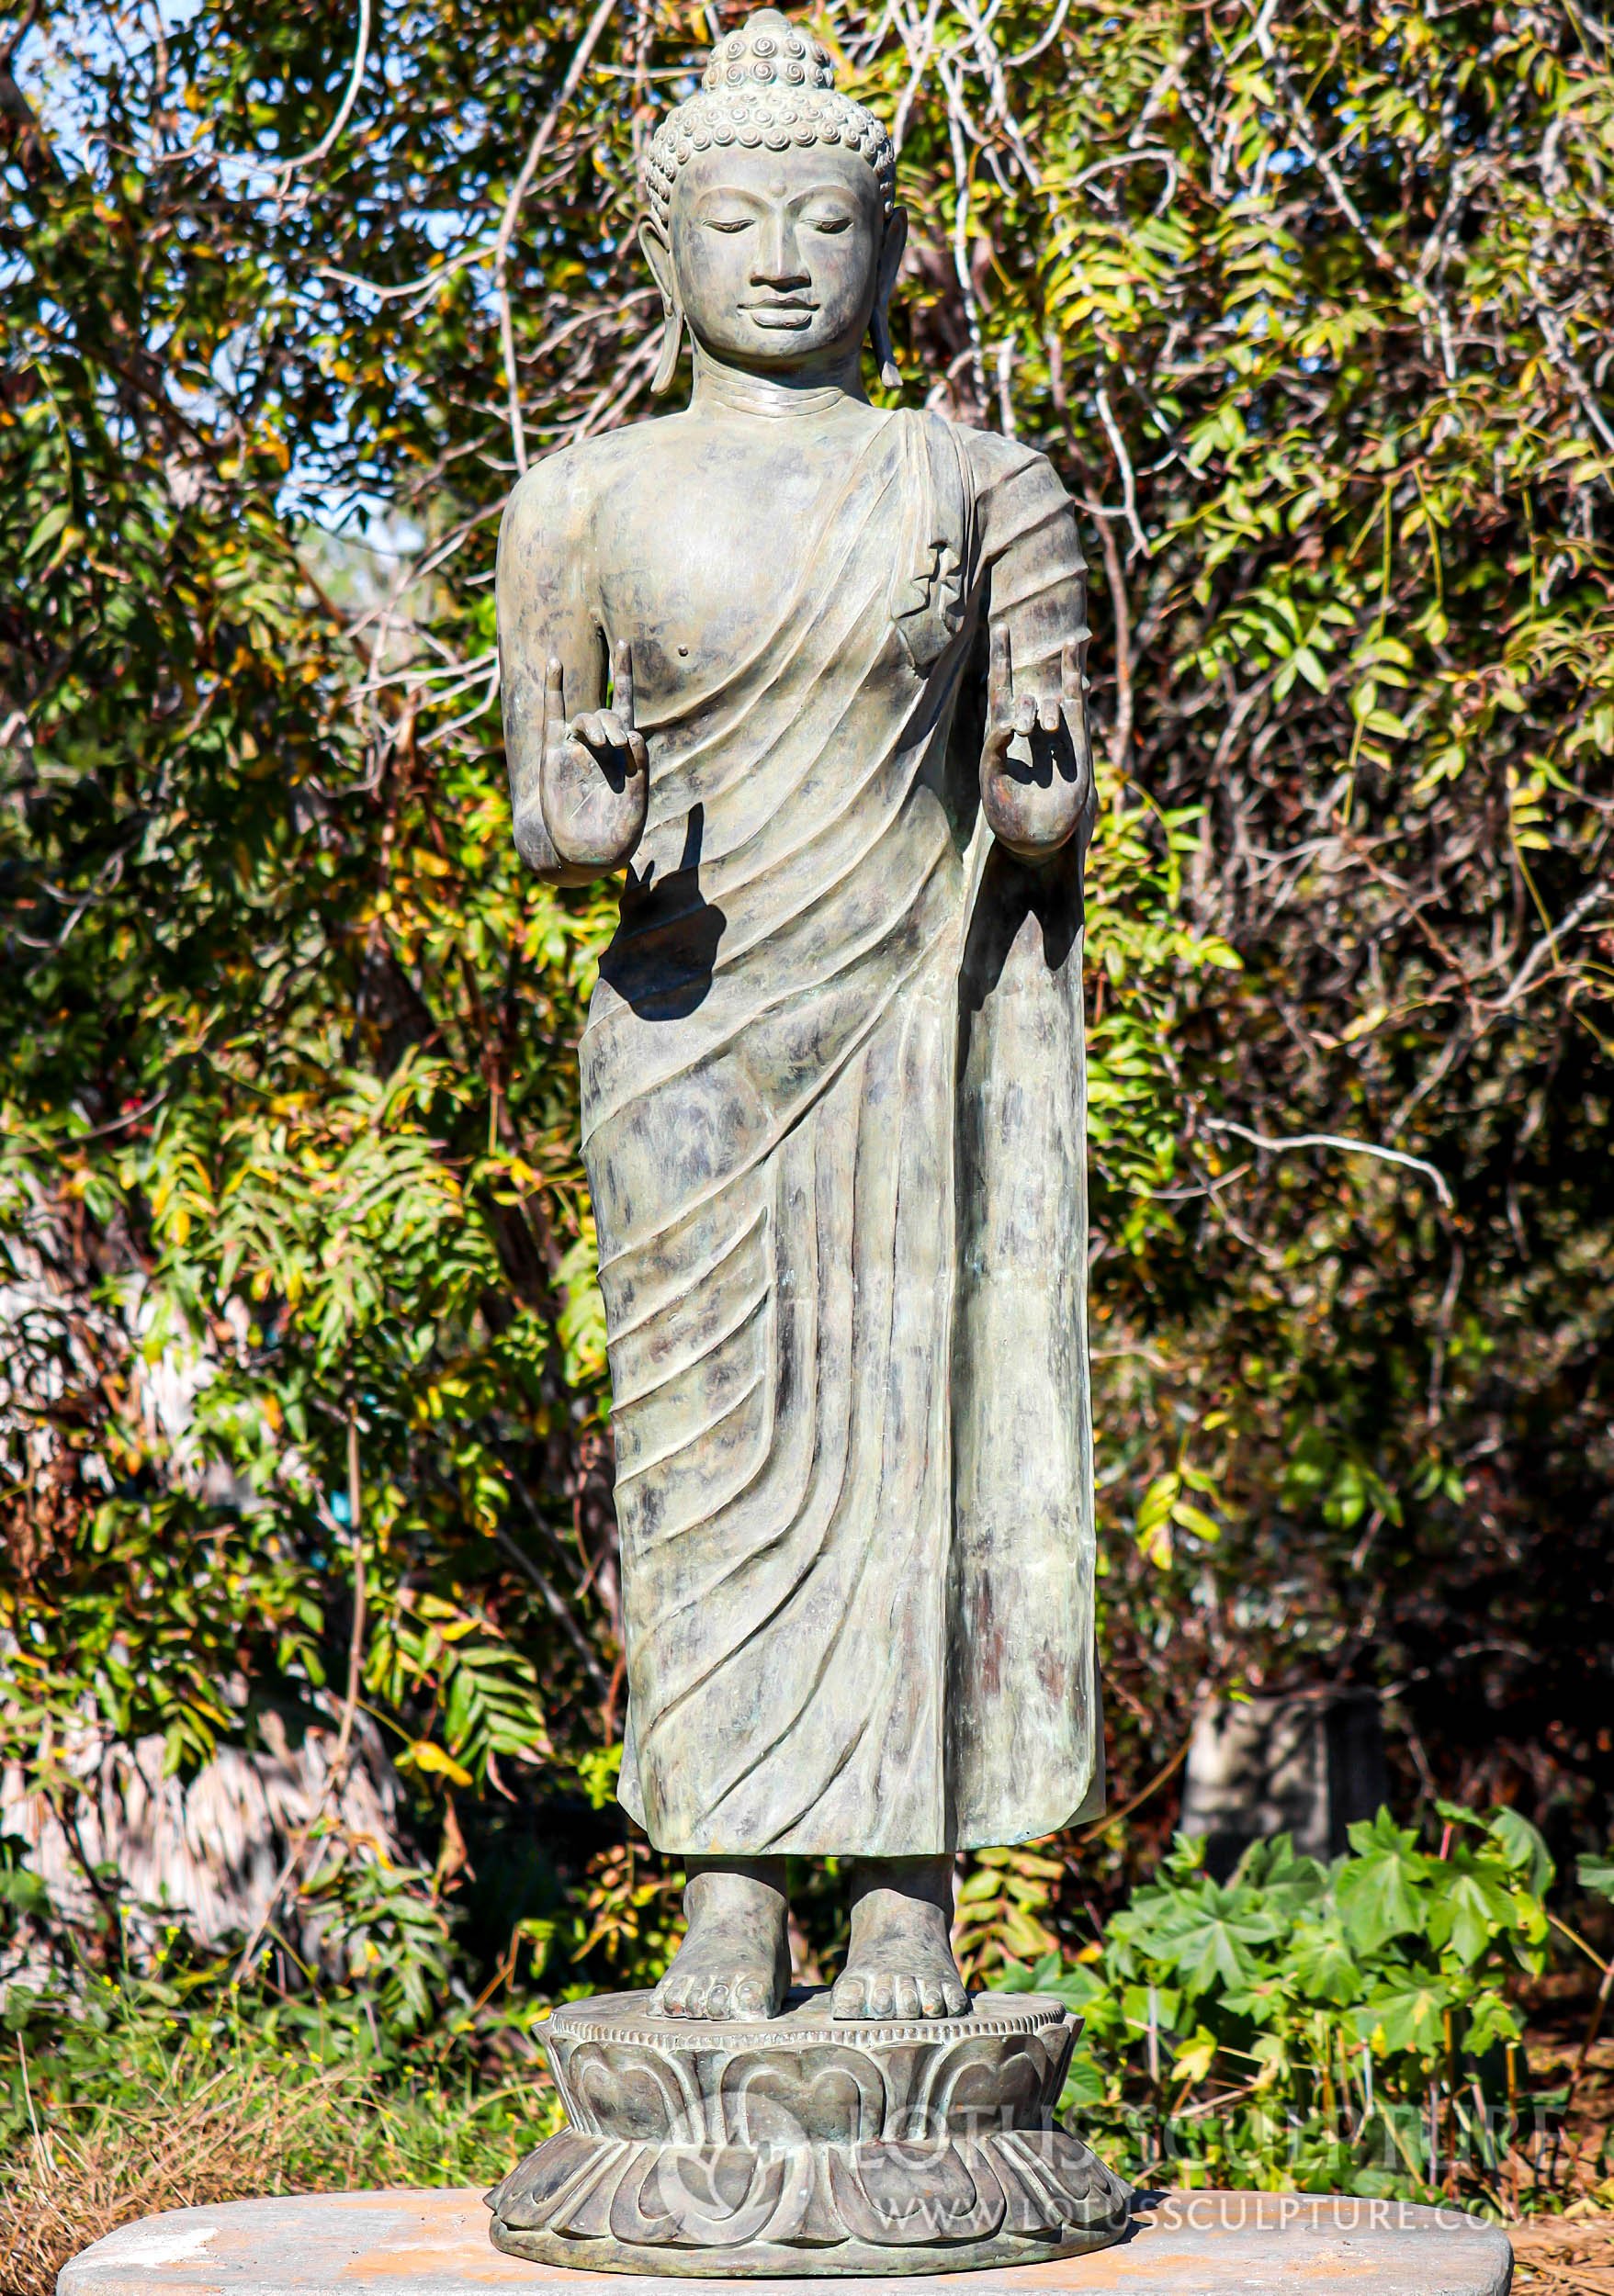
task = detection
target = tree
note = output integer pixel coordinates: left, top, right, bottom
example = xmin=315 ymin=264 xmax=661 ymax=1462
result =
xmin=3 ymin=0 xmax=1610 ymax=2002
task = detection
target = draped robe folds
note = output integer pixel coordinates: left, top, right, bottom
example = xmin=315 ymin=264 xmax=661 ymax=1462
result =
xmin=578 ymin=409 xmax=1102 ymax=1856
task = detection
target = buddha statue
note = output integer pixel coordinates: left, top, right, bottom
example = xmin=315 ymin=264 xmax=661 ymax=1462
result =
xmin=497 ymin=6 xmax=1100 ymax=2028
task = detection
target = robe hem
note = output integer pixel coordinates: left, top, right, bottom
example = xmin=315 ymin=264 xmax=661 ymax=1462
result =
xmin=623 ymin=1796 xmax=1104 ymax=1858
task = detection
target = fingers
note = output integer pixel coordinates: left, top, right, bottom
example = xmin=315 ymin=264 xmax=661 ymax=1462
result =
xmin=600 ymin=713 xmax=648 ymax=775
xmin=982 ymin=689 xmax=1036 ymax=760
xmin=989 ymin=625 xmax=1082 ymax=736
xmin=547 ymin=650 xmax=644 ymax=768
xmin=611 ymin=638 xmax=635 ymax=730
xmin=988 ymin=618 xmax=1012 ymax=717
xmin=574 ymin=708 xmax=631 ymax=749
xmin=566 ymin=709 xmax=649 ymax=777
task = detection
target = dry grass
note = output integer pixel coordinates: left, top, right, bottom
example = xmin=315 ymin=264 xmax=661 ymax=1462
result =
xmin=2 ymin=2061 xmax=371 ymax=2296
xmin=1511 ymin=2212 xmax=1614 ymax=2295
xmin=0 ymin=2026 xmax=550 ymax=2296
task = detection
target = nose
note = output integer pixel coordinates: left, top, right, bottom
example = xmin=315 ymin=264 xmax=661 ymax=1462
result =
xmin=751 ymin=210 xmax=808 ymax=288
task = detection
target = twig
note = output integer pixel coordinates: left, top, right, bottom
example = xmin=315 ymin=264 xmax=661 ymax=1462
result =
xmin=493 ymin=1456 xmax=613 ymax=1694
xmin=1003 ymin=0 xmax=1070 ymax=68
xmin=1530 ymin=271 xmax=1614 ymax=465
xmin=319 ymin=238 xmax=495 ymax=303
xmin=1203 ymin=1118 xmax=1454 ymax=1210
xmin=1093 ymin=511 xmax=1134 ymax=777
xmin=1427 ymin=1240 xmax=1465 ymax=1426
xmin=1076 ymin=1735 xmax=1190 ymax=1845
xmin=1567 ymin=1954 xmax=1614 ymax=2105
xmin=491 ymin=1522 xmax=610 ymax=1694
xmin=1391 ymin=880 xmax=1608 ymax=1135
xmin=890 ymin=0 xmax=945 ymax=152
xmin=1242 ymin=0 xmax=1457 ymax=383
xmin=492 ymin=0 xmax=620 ymax=474
xmin=231 ymin=1410 xmax=367 ymax=1985
xmin=2 ymin=1087 xmax=169 ymax=1157
xmin=995 ymin=335 xmax=1017 ymax=437
xmin=1489 ymin=878 xmax=1608 ymax=1016
xmin=1096 ymin=386 xmax=1150 ymax=561
xmin=225 ymin=0 xmax=372 ymax=183
xmin=938 ymin=50 xmax=988 ymax=409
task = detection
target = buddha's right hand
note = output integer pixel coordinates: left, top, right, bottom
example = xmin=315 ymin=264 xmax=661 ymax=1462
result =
xmin=538 ymin=640 xmax=649 ymax=871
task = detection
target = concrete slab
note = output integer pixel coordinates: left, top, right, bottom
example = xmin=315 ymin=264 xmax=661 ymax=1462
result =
xmin=56 ymin=2186 xmax=1513 ymax=2295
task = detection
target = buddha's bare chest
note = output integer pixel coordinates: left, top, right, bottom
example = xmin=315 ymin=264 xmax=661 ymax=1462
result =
xmin=590 ymin=423 xmax=886 ymax=703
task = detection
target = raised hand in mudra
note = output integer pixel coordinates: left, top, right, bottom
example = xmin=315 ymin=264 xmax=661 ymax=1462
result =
xmin=538 ymin=639 xmax=649 ymax=872
xmin=979 ymin=625 xmax=1092 ymax=861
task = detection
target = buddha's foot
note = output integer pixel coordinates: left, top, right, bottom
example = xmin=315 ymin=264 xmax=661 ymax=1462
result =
xmin=654 ymin=1859 xmax=791 ymax=2021
xmin=831 ymin=1854 xmax=970 ymax=2020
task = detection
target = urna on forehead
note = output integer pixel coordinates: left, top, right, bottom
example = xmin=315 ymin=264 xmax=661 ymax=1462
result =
xmin=641 ymin=6 xmax=897 ymax=231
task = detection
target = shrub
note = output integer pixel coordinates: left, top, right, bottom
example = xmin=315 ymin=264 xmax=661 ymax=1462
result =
xmin=1007 ymin=1807 xmax=1586 ymax=2210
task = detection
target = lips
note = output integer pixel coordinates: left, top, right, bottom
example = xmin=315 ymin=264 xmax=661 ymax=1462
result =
xmin=744 ymin=299 xmax=818 ymax=327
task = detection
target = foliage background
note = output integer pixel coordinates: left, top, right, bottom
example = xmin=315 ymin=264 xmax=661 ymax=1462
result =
xmin=2 ymin=0 xmax=1612 ymax=2108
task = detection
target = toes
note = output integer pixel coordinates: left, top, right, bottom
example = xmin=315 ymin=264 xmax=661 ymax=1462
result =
xmin=657 ymin=1973 xmax=690 ymax=2017
xmin=704 ymin=1978 xmax=733 ymax=2020
xmin=918 ymin=1976 xmax=948 ymax=2018
xmin=892 ymin=1975 xmax=922 ymax=2020
xmin=830 ymin=1973 xmax=867 ymax=2020
xmin=730 ymin=1975 xmax=771 ymax=2020
xmin=942 ymin=1979 xmax=971 ymax=2019
xmin=865 ymin=1973 xmax=896 ymax=2020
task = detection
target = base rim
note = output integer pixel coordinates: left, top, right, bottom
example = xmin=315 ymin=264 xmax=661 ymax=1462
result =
xmin=487 ymin=2221 xmax=1130 ymax=2279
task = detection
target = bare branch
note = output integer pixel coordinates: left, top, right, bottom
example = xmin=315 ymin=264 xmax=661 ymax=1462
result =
xmin=492 ymin=0 xmax=621 ymax=474
xmin=1203 ymin=1119 xmax=1454 ymax=1211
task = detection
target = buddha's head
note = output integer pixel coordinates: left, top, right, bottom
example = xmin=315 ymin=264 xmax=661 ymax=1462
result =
xmin=639 ymin=10 xmax=908 ymax=391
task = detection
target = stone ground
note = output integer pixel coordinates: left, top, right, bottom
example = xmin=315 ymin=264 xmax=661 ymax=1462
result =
xmin=56 ymin=2187 xmax=1517 ymax=2296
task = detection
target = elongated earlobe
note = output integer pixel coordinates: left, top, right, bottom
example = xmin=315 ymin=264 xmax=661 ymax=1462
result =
xmin=872 ymin=303 xmax=902 ymax=393
xmin=651 ymin=299 xmax=684 ymax=396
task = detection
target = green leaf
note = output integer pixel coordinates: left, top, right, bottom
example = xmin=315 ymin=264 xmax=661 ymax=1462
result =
xmin=1337 ymin=1812 xmax=1431 ymax=1952
xmin=1489 ymin=1810 xmax=1554 ymax=1896
xmin=1359 ymin=1977 xmax=1450 ymax=2056
xmin=1578 ymin=1852 xmax=1614 ymax=1904
xmin=1429 ymin=1866 xmax=1518 ymax=1964
xmin=1290 ymin=1919 xmax=1364 ymax=2006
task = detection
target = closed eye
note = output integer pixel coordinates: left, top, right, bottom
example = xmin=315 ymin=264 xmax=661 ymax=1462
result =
xmin=705 ymin=216 xmax=755 ymax=234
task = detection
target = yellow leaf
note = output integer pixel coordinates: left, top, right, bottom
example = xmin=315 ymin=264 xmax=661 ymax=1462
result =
xmin=1341 ymin=1002 xmax=1387 ymax=1043
xmin=1173 ymin=2031 xmax=1218 ymax=2084
xmin=400 ymin=1740 xmax=473 ymax=1786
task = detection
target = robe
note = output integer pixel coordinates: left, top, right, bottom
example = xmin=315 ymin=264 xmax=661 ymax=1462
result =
xmin=578 ymin=408 xmax=1101 ymax=1856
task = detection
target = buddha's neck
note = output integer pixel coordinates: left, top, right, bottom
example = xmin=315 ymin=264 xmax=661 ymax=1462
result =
xmin=688 ymin=346 xmax=869 ymax=422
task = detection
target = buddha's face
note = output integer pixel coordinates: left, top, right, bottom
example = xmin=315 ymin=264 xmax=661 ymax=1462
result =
xmin=659 ymin=141 xmax=897 ymax=377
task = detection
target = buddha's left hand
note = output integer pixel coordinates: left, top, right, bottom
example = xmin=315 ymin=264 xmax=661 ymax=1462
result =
xmin=979 ymin=625 xmax=1093 ymax=861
